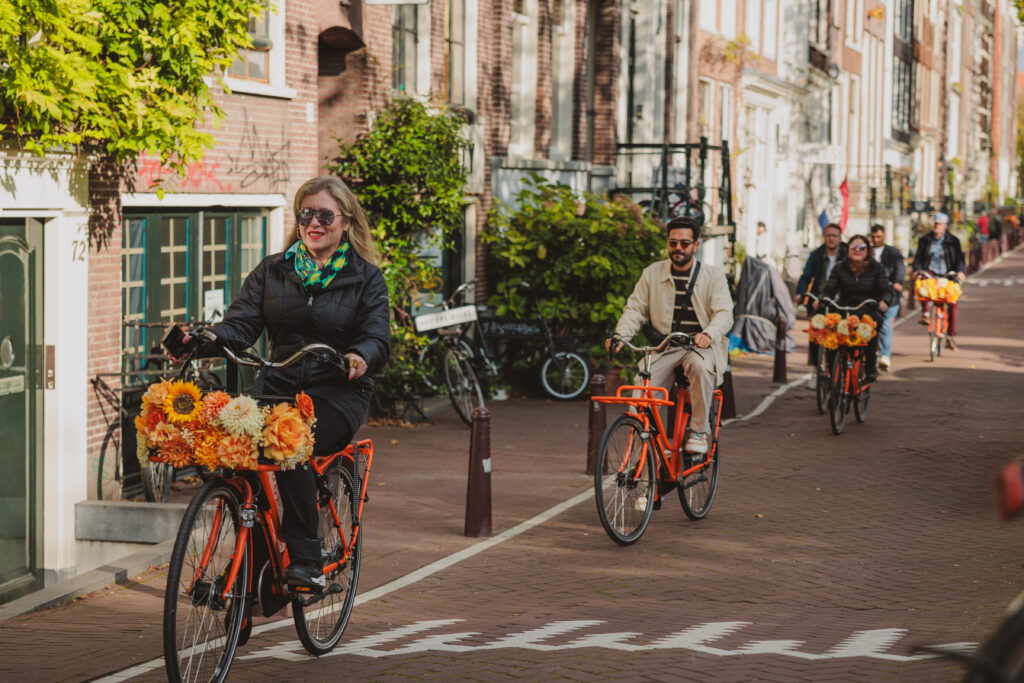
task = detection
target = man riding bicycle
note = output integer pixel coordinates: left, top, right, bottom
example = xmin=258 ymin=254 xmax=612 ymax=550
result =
xmin=606 ymin=215 xmax=734 ymax=455
xmin=912 ymin=212 xmax=965 ymax=350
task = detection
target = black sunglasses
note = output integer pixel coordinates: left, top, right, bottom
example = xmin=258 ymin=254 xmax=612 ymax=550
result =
xmin=297 ymin=208 xmax=337 ymax=227
xmin=850 ymin=244 xmax=868 ymax=251
xmin=668 ymin=238 xmax=695 ymax=248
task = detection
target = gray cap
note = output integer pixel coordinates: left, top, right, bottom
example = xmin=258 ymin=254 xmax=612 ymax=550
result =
xmin=932 ymin=212 xmax=950 ymax=224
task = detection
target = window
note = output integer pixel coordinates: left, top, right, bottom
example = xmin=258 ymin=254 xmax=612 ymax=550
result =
xmin=699 ymin=0 xmax=716 ymax=32
xmin=698 ymin=80 xmax=713 ymax=137
xmin=721 ymin=0 xmax=736 ymax=39
xmin=393 ymin=6 xmax=418 ymax=94
xmin=229 ymin=11 xmax=271 ymax=82
xmin=550 ymin=0 xmax=573 ymax=159
xmin=763 ymin=0 xmax=777 ymax=59
xmin=444 ymin=0 xmax=466 ymax=105
xmin=745 ymin=0 xmax=761 ymax=54
xmin=122 ymin=210 xmax=267 ymax=338
xmin=719 ymin=84 xmax=733 ymax=142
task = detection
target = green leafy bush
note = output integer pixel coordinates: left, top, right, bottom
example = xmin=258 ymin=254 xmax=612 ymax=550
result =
xmin=328 ymin=97 xmax=470 ymax=417
xmin=483 ymin=175 xmax=666 ymax=369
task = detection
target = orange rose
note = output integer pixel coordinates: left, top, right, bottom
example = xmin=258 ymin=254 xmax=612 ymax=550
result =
xmin=295 ymin=392 xmax=315 ymax=420
xmin=215 ymin=433 xmax=258 ymax=470
xmin=262 ymin=404 xmax=312 ymax=463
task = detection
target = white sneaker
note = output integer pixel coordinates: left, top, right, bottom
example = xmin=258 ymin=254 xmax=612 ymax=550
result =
xmin=684 ymin=432 xmax=709 ymax=455
xmin=879 ymin=356 xmax=891 ymax=371
xmin=634 ymin=494 xmax=649 ymax=511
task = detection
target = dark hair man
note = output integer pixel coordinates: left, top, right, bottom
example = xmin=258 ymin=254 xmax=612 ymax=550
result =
xmin=605 ymin=216 xmax=734 ymax=455
xmin=912 ymin=212 xmax=965 ymax=350
xmin=796 ymin=222 xmax=847 ymax=364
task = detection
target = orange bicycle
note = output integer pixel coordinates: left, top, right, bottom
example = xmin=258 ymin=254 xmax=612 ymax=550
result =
xmin=915 ymin=269 xmax=962 ymax=362
xmin=818 ymin=297 xmax=876 ymax=435
xmin=161 ymin=333 xmax=372 ymax=682
xmin=591 ymin=332 xmax=723 ymax=545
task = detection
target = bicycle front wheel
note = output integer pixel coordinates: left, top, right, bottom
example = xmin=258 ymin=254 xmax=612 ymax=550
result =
xmin=594 ymin=415 xmax=656 ymax=545
xmin=540 ymin=352 xmax=590 ymax=400
xmin=164 ymin=480 xmax=249 ymax=683
xmin=294 ymin=462 xmax=362 ymax=656
xmin=97 ymin=421 xmax=124 ymax=500
xmin=815 ymin=351 xmax=831 ymax=415
xmin=444 ymin=347 xmax=485 ymax=426
xmin=143 ymin=461 xmax=172 ymax=503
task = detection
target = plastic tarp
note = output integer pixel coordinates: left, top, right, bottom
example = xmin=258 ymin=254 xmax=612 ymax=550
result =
xmin=729 ymin=257 xmax=796 ymax=354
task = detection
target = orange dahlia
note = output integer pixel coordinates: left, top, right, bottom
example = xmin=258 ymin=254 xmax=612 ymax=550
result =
xmin=158 ymin=435 xmax=194 ymax=468
xmin=200 ymin=391 xmax=233 ymax=424
xmin=216 ymin=433 xmax=258 ymax=470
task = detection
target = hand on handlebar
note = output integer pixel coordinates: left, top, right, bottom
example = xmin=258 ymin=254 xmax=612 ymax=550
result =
xmin=344 ymin=352 xmax=367 ymax=381
xmin=604 ymin=336 xmax=623 ymax=355
xmin=693 ymin=332 xmax=712 ymax=349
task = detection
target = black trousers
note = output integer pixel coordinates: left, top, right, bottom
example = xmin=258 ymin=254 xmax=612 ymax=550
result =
xmin=276 ymin=399 xmax=358 ymax=565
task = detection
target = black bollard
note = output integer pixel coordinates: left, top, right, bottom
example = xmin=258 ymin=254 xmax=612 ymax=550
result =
xmin=464 ymin=406 xmax=492 ymax=537
xmin=772 ymin=315 xmax=787 ymax=383
xmin=586 ymin=375 xmax=607 ymax=475
xmin=720 ymin=368 xmax=737 ymax=420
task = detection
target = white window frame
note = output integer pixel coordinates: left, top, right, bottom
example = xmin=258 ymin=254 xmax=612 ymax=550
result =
xmin=699 ymin=0 xmax=716 ymax=33
xmin=223 ymin=0 xmax=296 ymax=100
xmin=509 ymin=0 xmax=537 ymax=157
xmin=745 ymin=0 xmax=761 ymax=54
xmin=721 ymin=0 xmax=736 ymax=39
xmin=550 ymin=0 xmax=575 ymax=160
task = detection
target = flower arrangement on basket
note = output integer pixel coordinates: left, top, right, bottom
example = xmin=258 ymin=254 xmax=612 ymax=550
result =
xmin=915 ymin=277 xmax=962 ymax=303
xmin=134 ymin=379 xmax=317 ymax=471
xmin=807 ymin=312 xmax=878 ymax=348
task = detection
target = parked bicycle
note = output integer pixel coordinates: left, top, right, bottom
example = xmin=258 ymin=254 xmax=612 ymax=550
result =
xmin=915 ymin=269 xmax=962 ymax=362
xmin=638 ymin=181 xmax=712 ymax=226
xmin=917 ymin=462 xmax=1024 ymax=681
xmin=161 ymin=331 xmax=371 ymax=682
xmin=415 ymin=281 xmax=591 ymax=425
xmin=591 ymin=332 xmax=723 ymax=545
xmin=818 ymin=297 xmax=876 ymax=436
xmin=92 ymin=320 xmax=223 ymax=502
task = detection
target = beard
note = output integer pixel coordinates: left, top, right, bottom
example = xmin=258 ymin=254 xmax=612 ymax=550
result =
xmin=670 ymin=250 xmax=694 ymax=269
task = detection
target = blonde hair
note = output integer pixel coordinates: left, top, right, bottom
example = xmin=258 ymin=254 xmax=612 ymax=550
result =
xmin=283 ymin=176 xmax=381 ymax=266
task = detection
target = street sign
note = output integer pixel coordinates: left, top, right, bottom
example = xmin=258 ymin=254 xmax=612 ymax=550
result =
xmin=910 ymin=200 xmax=929 ymax=213
xmin=414 ymin=305 xmax=477 ymax=332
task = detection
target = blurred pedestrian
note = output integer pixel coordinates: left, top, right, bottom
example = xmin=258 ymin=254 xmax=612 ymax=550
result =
xmin=869 ymin=224 xmax=904 ymax=371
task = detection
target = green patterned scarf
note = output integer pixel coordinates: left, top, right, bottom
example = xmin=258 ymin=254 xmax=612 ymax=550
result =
xmin=292 ymin=241 xmax=350 ymax=291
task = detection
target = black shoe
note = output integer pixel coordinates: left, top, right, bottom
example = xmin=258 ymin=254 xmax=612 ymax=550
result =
xmin=865 ymin=370 xmax=878 ymax=383
xmin=284 ymin=562 xmax=326 ymax=592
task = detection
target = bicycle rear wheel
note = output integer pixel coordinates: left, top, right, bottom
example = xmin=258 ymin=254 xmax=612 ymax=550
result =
xmin=829 ymin=353 xmax=847 ymax=435
xmin=854 ymin=360 xmax=870 ymax=423
xmin=294 ymin=462 xmax=362 ymax=656
xmin=97 ymin=421 xmax=124 ymax=500
xmin=594 ymin=414 xmax=656 ymax=545
xmin=679 ymin=403 xmax=721 ymax=520
xmin=164 ymin=480 xmax=249 ymax=683
xmin=540 ymin=352 xmax=590 ymax=400
xmin=143 ymin=461 xmax=172 ymax=503
xmin=444 ymin=347 xmax=485 ymax=426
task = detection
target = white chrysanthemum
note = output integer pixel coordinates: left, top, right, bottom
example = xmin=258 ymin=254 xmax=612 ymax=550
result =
xmin=217 ymin=395 xmax=266 ymax=438
xmin=836 ymin=321 xmax=850 ymax=336
xmin=856 ymin=323 xmax=873 ymax=339
xmin=810 ymin=314 xmax=826 ymax=330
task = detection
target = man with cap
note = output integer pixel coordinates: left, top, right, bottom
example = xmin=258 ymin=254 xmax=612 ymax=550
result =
xmin=912 ymin=212 xmax=966 ymax=350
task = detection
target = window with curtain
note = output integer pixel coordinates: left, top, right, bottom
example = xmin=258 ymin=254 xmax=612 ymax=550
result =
xmin=392 ymin=6 xmax=418 ymax=94
xmin=444 ymin=0 xmax=465 ymax=105
xmin=229 ymin=11 xmax=271 ymax=82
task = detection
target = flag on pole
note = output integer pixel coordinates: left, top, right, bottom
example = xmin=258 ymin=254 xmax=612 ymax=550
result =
xmin=839 ymin=176 xmax=850 ymax=231
xmin=818 ymin=210 xmax=829 ymax=231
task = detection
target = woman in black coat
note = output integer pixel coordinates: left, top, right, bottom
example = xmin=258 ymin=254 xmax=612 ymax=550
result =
xmin=196 ymin=175 xmax=390 ymax=588
xmin=816 ymin=233 xmax=892 ymax=381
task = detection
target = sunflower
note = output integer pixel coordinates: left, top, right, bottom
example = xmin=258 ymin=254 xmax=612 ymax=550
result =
xmin=163 ymin=380 xmax=204 ymax=424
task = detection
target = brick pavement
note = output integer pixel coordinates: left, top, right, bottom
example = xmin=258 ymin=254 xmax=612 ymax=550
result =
xmin=2 ymin=249 xmax=1023 ymax=681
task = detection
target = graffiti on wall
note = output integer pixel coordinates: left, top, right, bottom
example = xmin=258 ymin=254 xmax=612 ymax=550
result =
xmin=225 ymin=111 xmax=291 ymax=191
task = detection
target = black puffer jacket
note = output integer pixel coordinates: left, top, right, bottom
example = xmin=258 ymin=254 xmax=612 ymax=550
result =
xmin=821 ymin=258 xmax=893 ymax=310
xmin=206 ymin=248 xmax=390 ymax=433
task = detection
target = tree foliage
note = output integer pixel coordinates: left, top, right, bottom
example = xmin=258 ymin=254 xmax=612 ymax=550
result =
xmin=483 ymin=176 xmax=666 ymax=364
xmin=328 ymin=97 xmax=471 ymax=416
xmin=0 ymin=0 xmax=265 ymax=170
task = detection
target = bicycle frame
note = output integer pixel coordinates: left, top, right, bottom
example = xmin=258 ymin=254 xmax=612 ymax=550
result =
xmin=833 ymin=345 xmax=869 ymax=398
xmin=170 ymin=439 xmax=373 ymax=608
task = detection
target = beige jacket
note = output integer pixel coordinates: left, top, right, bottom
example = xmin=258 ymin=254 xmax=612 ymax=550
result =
xmin=615 ymin=259 xmax=734 ymax=383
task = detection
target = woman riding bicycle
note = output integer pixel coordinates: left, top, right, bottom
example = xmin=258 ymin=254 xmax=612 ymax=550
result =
xmin=181 ymin=176 xmax=390 ymax=589
xmin=814 ymin=233 xmax=892 ymax=382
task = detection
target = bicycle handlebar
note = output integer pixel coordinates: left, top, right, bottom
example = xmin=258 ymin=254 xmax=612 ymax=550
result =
xmin=917 ymin=269 xmax=961 ymax=280
xmin=196 ymin=330 xmax=350 ymax=374
xmin=804 ymin=293 xmax=878 ymax=312
xmin=610 ymin=331 xmax=696 ymax=355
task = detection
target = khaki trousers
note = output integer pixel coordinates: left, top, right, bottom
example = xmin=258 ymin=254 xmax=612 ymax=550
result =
xmin=633 ymin=345 xmax=717 ymax=435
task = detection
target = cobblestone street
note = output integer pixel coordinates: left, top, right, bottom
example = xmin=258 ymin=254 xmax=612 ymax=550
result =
xmin=2 ymin=250 xmax=1023 ymax=682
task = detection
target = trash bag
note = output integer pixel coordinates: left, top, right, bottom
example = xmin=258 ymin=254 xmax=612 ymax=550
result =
xmin=729 ymin=257 xmax=796 ymax=354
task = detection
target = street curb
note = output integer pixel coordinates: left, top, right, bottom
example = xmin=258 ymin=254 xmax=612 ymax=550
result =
xmin=0 ymin=538 xmax=175 ymax=622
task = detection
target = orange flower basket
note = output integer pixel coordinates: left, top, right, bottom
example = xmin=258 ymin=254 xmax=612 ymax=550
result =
xmin=135 ymin=379 xmax=317 ymax=471
xmin=915 ymin=277 xmax=962 ymax=303
xmin=806 ymin=312 xmax=878 ymax=348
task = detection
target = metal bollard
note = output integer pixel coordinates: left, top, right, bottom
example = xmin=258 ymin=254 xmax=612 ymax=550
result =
xmin=772 ymin=315 xmax=787 ymax=383
xmin=586 ymin=375 xmax=607 ymax=475
xmin=720 ymin=368 xmax=737 ymax=420
xmin=464 ymin=406 xmax=492 ymax=537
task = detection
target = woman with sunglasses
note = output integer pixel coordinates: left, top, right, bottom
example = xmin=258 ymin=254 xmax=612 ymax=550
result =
xmin=814 ymin=233 xmax=892 ymax=382
xmin=183 ymin=175 xmax=390 ymax=589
